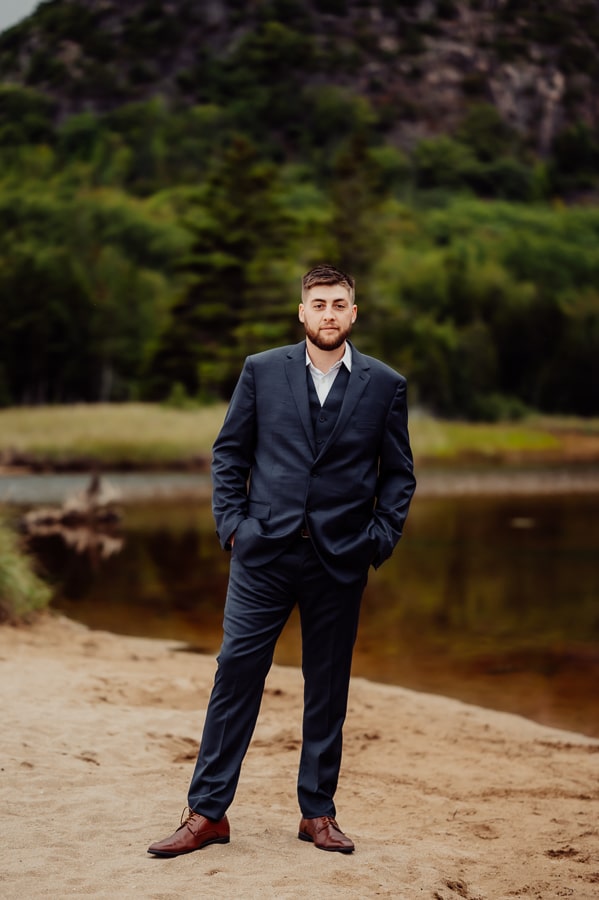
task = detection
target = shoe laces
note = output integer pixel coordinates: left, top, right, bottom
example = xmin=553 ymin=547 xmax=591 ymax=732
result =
xmin=320 ymin=815 xmax=341 ymax=832
xmin=180 ymin=806 xmax=197 ymax=827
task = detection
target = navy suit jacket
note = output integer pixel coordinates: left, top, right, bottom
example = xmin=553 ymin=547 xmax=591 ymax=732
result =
xmin=211 ymin=340 xmax=416 ymax=585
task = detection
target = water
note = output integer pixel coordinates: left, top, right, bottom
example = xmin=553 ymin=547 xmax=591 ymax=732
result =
xmin=4 ymin=471 xmax=599 ymax=738
xmin=0 ymin=471 xmax=212 ymax=505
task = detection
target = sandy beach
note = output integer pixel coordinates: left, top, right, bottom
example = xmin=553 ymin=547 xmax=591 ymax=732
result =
xmin=1 ymin=613 xmax=598 ymax=899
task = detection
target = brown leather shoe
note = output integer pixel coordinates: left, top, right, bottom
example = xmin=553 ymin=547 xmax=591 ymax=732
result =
xmin=298 ymin=816 xmax=355 ymax=853
xmin=148 ymin=807 xmax=230 ymax=857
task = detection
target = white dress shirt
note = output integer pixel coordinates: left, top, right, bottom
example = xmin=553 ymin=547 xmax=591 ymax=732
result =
xmin=306 ymin=342 xmax=352 ymax=405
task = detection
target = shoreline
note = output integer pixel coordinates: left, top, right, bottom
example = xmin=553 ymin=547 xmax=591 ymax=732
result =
xmin=1 ymin=612 xmax=598 ymax=898
xmin=2 ymin=462 xmax=599 ymax=507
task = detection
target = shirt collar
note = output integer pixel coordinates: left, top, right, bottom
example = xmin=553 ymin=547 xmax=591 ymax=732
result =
xmin=305 ymin=341 xmax=352 ymax=375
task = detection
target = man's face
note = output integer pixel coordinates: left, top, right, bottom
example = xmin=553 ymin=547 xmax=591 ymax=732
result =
xmin=299 ymin=283 xmax=357 ymax=352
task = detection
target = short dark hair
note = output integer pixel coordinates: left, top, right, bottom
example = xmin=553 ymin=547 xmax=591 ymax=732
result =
xmin=302 ymin=264 xmax=355 ymax=301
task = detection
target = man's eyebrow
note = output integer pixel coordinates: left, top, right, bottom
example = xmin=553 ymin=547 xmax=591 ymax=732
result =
xmin=309 ymin=296 xmax=349 ymax=304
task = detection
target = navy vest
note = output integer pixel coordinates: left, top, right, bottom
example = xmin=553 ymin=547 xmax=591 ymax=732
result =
xmin=306 ymin=363 xmax=350 ymax=451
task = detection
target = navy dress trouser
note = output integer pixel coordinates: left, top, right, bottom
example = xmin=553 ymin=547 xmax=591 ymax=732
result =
xmin=187 ymin=535 xmax=367 ymax=820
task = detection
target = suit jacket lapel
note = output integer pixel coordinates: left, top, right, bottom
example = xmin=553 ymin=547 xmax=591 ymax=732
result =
xmin=285 ymin=341 xmax=371 ymax=458
xmin=285 ymin=342 xmax=317 ymax=456
xmin=320 ymin=342 xmax=371 ymax=455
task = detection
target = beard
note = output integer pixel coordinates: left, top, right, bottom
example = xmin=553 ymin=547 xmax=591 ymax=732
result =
xmin=303 ymin=321 xmax=353 ymax=352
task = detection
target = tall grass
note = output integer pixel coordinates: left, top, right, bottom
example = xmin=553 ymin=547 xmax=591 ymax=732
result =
xmin=0 ymin=513 xmax=52 ymax=621
xmin=0 ymin=404 xmax=597 ymax=467
xmin=0 ymin=403 xmax=228 ymax=466
xmin=409 ymin=414 xmax=562 ymax=460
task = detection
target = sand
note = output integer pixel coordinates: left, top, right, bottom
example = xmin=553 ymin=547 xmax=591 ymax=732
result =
xmin=0 ymin=613 xmax=598 ymax=899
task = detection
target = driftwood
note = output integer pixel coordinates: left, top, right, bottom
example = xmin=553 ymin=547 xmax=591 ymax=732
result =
xmin=23 ymin=474 xmax=124 ymax=560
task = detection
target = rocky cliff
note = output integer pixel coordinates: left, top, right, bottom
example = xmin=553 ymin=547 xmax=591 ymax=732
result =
xmin=1 ymin=0 xmax=598 ymax=155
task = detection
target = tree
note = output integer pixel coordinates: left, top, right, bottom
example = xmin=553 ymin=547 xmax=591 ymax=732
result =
xmin=0 ymin=187 xmax=184 ymax=403
xmin=0 ymin=85 xmax=56 ymax=147
xmin=0 ymin=244 xmax=94 ymax=403
xmin=456 ymin=103 xmax=519 ymax=163
xmin=148 ymin=136 xmax=298 ymax=400
xmin=413 ymin=136 xmax=477 ymax=189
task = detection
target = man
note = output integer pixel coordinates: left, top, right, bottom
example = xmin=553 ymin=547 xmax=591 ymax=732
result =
xmin=148 ymin=264 xmax=416 ymax=857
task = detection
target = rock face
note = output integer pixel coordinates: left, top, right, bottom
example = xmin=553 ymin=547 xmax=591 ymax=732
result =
xmin=0 ymin=0 xmax=598 ymax=155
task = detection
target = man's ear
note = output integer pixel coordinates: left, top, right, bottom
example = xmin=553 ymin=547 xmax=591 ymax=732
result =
xmin=298 ymin=303 xmax=305 ymax=323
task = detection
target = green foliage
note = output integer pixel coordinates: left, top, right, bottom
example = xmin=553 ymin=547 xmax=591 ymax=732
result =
xmin=162 ymin=382 xmax=199 ymax=409
xmin=412 ymin=131 xmax=534 ymax=200
xmin=56 ymin=111 xmax=102 ymax=160
xmin=0 ymin=183 xmax=187 ymax=404
xmin=470 ymin=158 xmax=533 ymax=201
xmin=413 ymin=136 xmax=477 ymax=189
xmin=326 ymin=133 xmax=390 ymax=319
xmin=147 ymin=136 xmax=301 ymax=400
xmin=456 ymin=104 xmax=519 ymax=163
xmin=551 ymin=122 xmax=599 ymax=192
xmin=296 ymin=86 xmax=378 ymax=171
xmin=373 ymin=198 xmax=599 ymax=416
xmin=0 ymin=242 xmax=93 ymax=404
xmin=0 ymin=513 xmax=52 ymax=622
xmin=212 ymin=20 xmax=316 ymax=145
xmin=467 ymin=392 xmax=530 ymax=423
xmin=367 ymin=145 xmax=412 ymax=192
xmin=33 ymin=0 xmax=100 ymax=42
xmin=0 ymin=4 xmax=597 ymax=418
xmin=0 ymin=84 xmax=56 ymax=146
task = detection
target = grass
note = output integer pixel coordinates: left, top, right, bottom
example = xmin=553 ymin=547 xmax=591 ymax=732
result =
xmin=0 ymin=512 xmax=52 ymax=621
xmin=0 ymin=403 xmax=597 ymax=468
xmin=0 ymin=403 xmax=229 ymax=466
xmin=408 ymin=414 xmax=562 ymax=461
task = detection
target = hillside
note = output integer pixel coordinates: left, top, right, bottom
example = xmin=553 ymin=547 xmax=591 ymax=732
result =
xmin=0 ymin=1 xmax=598 ymax=416
xmin=1 ymin=0 xmax=599 ymax=158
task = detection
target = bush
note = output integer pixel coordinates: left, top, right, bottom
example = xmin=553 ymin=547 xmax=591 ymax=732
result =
xmin=0 ymin=514 xmax=52 ymax=622
xmin=162 ymin=381 xmax=198 ymax=409
xmin=456 ymin=103 xmax=518 ymax=163
xmin=551 ymin=122 xmax=599 ymax=191
xmin=0 ymin=85 xmax=56 ymax=146
xmin=413 ymin=136 xmax=477 ymax=189
xmin=465 ymin=158 xmax=533 ymax=201
xmin=468 ymin=392 xmax=530 ymax=423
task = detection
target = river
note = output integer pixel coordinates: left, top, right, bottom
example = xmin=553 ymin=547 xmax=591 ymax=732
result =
xmin=3 ymin=467 xmax=598 ymax=738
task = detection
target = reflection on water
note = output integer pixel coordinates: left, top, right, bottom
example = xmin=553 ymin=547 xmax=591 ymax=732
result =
xmin=21 ymin=490 xmax=599 ymax=738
